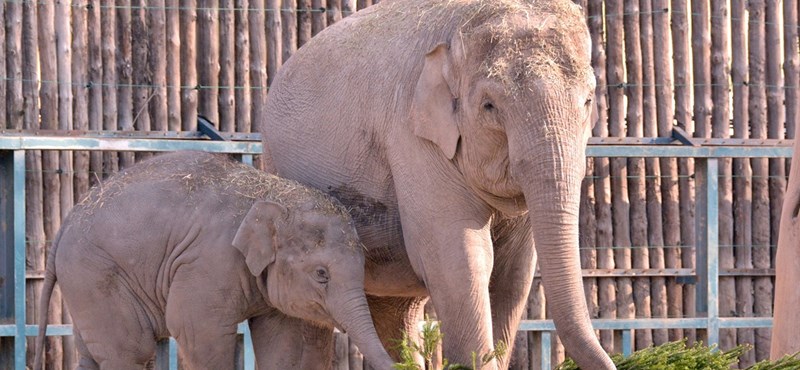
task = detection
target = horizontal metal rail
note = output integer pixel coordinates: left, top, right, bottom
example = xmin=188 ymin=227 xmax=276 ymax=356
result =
xmin=0 ymin=134 xmax=793 ymax=370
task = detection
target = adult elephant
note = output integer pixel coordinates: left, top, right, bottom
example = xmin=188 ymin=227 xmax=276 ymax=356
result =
xmin=261 ymin=0 xmax=613 ymax=369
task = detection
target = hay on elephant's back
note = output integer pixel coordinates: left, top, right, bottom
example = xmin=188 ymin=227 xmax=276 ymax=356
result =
xmin=76 ymin=152 xmax=350 ymax=219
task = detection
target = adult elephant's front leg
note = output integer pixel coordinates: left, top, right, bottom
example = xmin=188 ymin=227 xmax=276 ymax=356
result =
xmin=397 ymin=201 xmax=497 ymax=368
xmin=489 ymin=216 xmax=537 ymax=369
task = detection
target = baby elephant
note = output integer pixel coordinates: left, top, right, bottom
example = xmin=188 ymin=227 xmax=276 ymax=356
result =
xmin=34 ymin=151 xmax=394 ymax=370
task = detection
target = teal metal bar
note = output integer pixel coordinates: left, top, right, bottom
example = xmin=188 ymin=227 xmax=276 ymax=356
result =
xmin=541 ymin=332 xmax=551 ymax=370
xmin=155 ymin=339 xmax=170 ymax=370
xmin=239 ymin=321 xmax=255 ymax=370
xmin=241 ymin=154 xmax=254 ymax=167
xmin=0 ymin=151 xmax=15 ymax=370
xmin=14 ymin=150 xmax=26 ymax=370
xmin=0 ymin=136 xmax=261 ymax=154
xmin=169 ymin=338 xmax=178 ymax=370
xmin=706 ymin=159 xmax=720 ymax=347
xmin=622 ymin=330 xmax=632 ymax=357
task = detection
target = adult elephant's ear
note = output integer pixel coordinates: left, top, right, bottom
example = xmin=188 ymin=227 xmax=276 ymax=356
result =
xmin=233 ymin=200 xmax=288 ymax=276
xmin=410 ymin=37 xmax=462 ymax=160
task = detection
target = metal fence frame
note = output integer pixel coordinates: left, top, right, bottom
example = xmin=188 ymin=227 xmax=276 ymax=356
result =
xmin=0 ymin=134 xmax=787 ymax=369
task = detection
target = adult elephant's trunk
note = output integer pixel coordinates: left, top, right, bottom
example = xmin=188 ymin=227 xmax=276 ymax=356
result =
xmin=509 ymin=106 xmax=615 ymax=370
xmin=328 ymin=288 xmax=396 ymax=370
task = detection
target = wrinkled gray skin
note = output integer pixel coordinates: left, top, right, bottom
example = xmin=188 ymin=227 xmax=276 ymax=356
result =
xmin=33 ymin=152 xmax=394 ymax=370
xmin=261 ymin=0 xmax=613 ymax=369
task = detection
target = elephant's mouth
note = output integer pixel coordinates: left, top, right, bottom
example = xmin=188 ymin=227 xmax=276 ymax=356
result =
xmin=474 ymin=188 xmax=528 ymax=217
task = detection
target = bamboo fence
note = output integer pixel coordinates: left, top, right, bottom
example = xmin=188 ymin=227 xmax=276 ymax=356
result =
xmin=1 ymin=0 xmax=798 ymax=368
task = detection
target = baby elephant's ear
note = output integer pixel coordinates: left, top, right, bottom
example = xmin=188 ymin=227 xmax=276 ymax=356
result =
xmin=233 ymin=200 xmax=288 ymax=276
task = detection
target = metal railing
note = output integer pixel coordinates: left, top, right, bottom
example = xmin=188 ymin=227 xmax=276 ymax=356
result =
xmin=0 ymin=132 xmax=789 ymax=369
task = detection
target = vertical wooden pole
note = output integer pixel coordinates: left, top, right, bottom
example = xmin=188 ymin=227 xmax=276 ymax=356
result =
xmin=624 ymin=0 xmax=653 ymax=350
xmin=117 ymin=0 xmax=134 ymax=167
xmin=748 ymin=0 xmax=772 ymax=362
xmin=579 ymin=158 xmax=599 ymax=341
xmin=298 ymin=0 xmax=313 ymax=47
xmin=72 ymin=1 xmax=90 ymax=201
xmin=588 ymin=0 xmax=615 ymax=353
xmin=150 ymin=0 xmax=169 ymax=132
xmin=357 ymin=0 xmax=371 ymax=11
xmin=784 ymin=0 xmax=799 ymax=142
xmin=88 ymin=0 xmax=103 ymax=186
xmin=327 ymin=0 xmax=341 ymax=25
xmin=56 ymin=1 xmax=75 ymax=365
xmin=131 ymin=0 xmax=152 ymax=161
xmin=38 ymin=1 xmax=65 ymax=365
xmin=166 ymin=0 xmax=182 ymax=131
xmin=762 ymin=0 xmax=783 ymax=361
xmin=342 ymin=0 xmax=355 ymax=17
xmin=731 ymin=0 xmax=755 ymax=364
xmin=710 ymin=0 xmax=737 ymax=355
xmin=6 ymin=0 xmax=23 ymax=131
xmin=220 ymin=0 xmax=236 ymax=133
xmin=653 ymin=1 xmax=682 ymax=341
xmin=282 ymin=0 xmax=298 ymax=61
xmin=235 ymin=0 xmax=251 ymax=133
xmin=671 ymin=0 xmax=696 ymax=343
xmin=250 ymin=0 xmax=268 ymax=133
xmin=266 ymin=0 xmax=282 ymax=85
xmin=198 ymin=0 xmax=220 ymax=126
xmin=181 ymin=0 xmax=198 ymax=131
xmin=311 ymin=0 xmax=326 ymax=36
xmin=640 ymin=0 xmax=668 ymax=346
xmin=102 ymin=0 xmax=119 ymax=175
xmin=0 ymin=0 xmax=5 ymax=132
xmin=607 ymin=0 xmax=634 ymax=352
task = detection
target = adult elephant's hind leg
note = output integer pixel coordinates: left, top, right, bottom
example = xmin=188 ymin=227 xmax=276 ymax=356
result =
xmin=489 ymin=216 xmax=537 ymax=369
xmin=365 ymin=295 xmax=427 ymax=368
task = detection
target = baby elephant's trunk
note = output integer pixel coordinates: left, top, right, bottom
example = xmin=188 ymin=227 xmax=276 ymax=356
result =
xmin=329 ymin=288 xmax=395 ymax=370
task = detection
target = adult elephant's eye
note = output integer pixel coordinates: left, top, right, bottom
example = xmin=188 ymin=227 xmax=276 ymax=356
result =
xmin=314 ymin=267 xmax=330 ymax=284
xmin=482 ymin=100 xmax=495 ymax=112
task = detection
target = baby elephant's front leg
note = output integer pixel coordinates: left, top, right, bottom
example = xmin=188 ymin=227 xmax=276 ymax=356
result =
xmin=166 ymin=282 xmax=240 ymax=369
xmin=250 ymin=311 xmax=335 ymax=370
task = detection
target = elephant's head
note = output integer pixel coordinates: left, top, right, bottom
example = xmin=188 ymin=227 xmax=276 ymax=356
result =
xmin=233 ymin=199 xmax=395 ymax=369
xmin=411 ymin=1 xmax=611 ymax=368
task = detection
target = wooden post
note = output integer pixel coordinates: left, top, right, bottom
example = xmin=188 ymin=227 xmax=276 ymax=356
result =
xmin=88 ymin=0 xmax=103 ymax=186
xmin=784 ymin=0 xmax=799 ymax=142
xmin=102 ymin=0 xmax=119 ymax=176
xmin=266 ymin=0 xmax=282 ymax=85
xmin=72 ymin=1 xmax=89 ymax=200
xmin=671 ymin=0 xmax=696 ymax=344
xmin=763 ymin=0 xmax=783 ymax=360
xmin=731 ymin=0 xmax=755 ymax=364
xmin=282 ymin=0 xmax=298 ymax=61
xmin=710 ymin=0 xmax=737 ymax=355
xmin=181 ymin=0 xmax=198 ymax=131
xmin=327 ymin=0 xmax=342 ymax=25
xmin=150 ymin=0 xmax=169 ymax=132
xmin=0 ymin=1 xmax=5 ymax=132
xmin=166 ymin=0 xmax=182 ymax=131
xmin=298 ymin=0 xmax=313 ymax=47
xmin=624 ymin=0 xmax=653 ymax=350
xmin=311 ymin=0 xmax=326 ymax=36
xmin=24 ymin=0 xmax=44 ymax=365
xmin=588 ymin=0 xmax=615 ymax=353
xmin=250 ymin=0 xmax=268 ymax=133
xmin=748 ymin=0 xmax=772 ymax=362
xmin=606 ymin=0 xmax=634 ymax=352
xmin=357 ymin=0 xmax=371 ymax=11
xmin=56 ymin=1 xmax=75 ymax=365
xmin=132 ymin=0 xmax=152 ymax=161
xmin=38 ymin=1 xmax=66 ymax=365
xmin=641 ymin=0 xmax=668 ymax=346
xmin=579 ymin=158 xmax=599 ymax=340
xmin=220 ymin=0 xmax=236 ymax=133
xmin=235 ymin=0 xmax=251 ymax=133
xmin=117 ymin=0 xmax=134 ymax=167
xmin=6 ymin=0 xmax=23 ymax=131
xmin=342 ymin=0 xmax=355 ymax=17
xmin=198 ymin=0 xmax=220 ymax=126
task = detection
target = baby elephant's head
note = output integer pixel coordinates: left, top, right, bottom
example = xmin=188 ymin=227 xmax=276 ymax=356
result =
xmin=232 ymin=199 xmax=370 ymax=330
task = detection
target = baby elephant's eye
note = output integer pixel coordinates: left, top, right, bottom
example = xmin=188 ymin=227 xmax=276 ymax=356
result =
xmin=314 ymin=267 xmax=330 ymax=284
